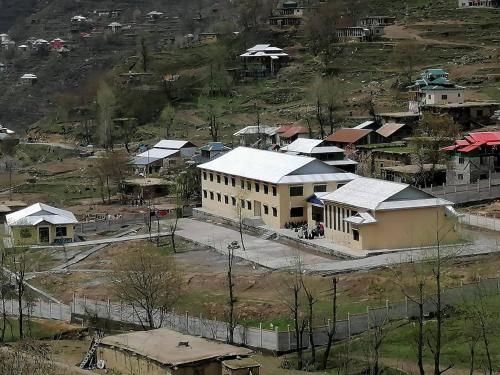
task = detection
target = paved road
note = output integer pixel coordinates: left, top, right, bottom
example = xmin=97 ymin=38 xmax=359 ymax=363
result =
xmin=172 ymin=219 xmax=500 ymax=274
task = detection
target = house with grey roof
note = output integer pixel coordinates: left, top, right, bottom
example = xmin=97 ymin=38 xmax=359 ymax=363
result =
xmin=319 ymin=177 xmax=459 ymax=251
xmin=5 ymin=203 xmax=78 ymax=246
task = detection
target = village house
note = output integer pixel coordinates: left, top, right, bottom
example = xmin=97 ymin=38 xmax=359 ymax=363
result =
xmin=197 ymin=147 xmax=358 ymax=229
xmin=97 ymin=328 xmax=255 ymax=375
xmin=336 ymin=27 xmax=371 ymax=42
xmin=194 ymin=142 xmax=232 ymax=163
xmin=0 ymin=34 xmax=9 ymax=43
xmin=269 ymin=0 xmax=308 ymax=27
xmin=277 ymin=125 xmax=309 ymax=145
xmin=0 ymin=200 xmax=27 ymax=223
xmin=458 ymin=0 xmax=499 ymax=7
xmin=5 ymin=203 xmax=78 ymax=246
xmin=0 ymin=124 xmax=19 ymax=151
xmin=233 ymin=125 xmax=280 ymax=148
xmin=280 ymin=138 xmax=358 ymax=172
xmin=443 ymin=131 xmax=500 ymax=185
xmin=50 ymin=38 xmax=65 ymax=50
xmin=106 ymin=22 xmax=123 ymax=33
xmin=20 ymin=73 xmax=38 ymax=85
xmin=324 ymin=128 xmax=374 ymax=149
xmin=319 ymin=177 xmax=459 ymax=251
xmin=1 ymin=39 xmax=15 ymax=51
xmin=375 ymin=123 xmax=412 ymax=143
xmin=408 ymin=69 xmax=465 ymax=113
xmin=94 ymin=9 xmax=123 ymax=18
xmin=198 ymin=32 xmax=218 ymax=44
xmin=131 ymin=140 xmax=197 ymax=175
xmin=423 ymin=102 xmax=500 ymax=128
xmin=147 ymin=11 xmax=164 ymax=21
xmin=239 ymin=44 xmax=289 ymax=77
xmin=376 ymin=112 xmax=421 ymax=126
xmin=71 ymin=15 xmax=88 ymax=23
xmin=0 ymin=63 xmax=5 ymax=73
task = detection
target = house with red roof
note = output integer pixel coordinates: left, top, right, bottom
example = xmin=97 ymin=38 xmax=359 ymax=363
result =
xmin=276 ymin=124 xmax=309 ymax=145
xmin=443 ymin=131 xmax=500 ymax=184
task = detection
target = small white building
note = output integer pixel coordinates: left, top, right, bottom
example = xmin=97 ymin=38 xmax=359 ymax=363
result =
xmin=71 ymin=15 xmax=88 ymax=23
xmin=0 ymin=34 xmax=10 ymax=43
xmin=107 ymin=22 xmax=123 ymax=33
xmin=154 ymin=139 xmax=198 ymax=157
xmin=336 ymin=27 xmax=370 ymax=42
xmin=20 ymin=73 xmax=38 ymax=85
xmin=240 ymin=44 xmax=289 ymax=75
xmin=233 ymin=126 xmax=280 ymax=147
xmin=147 ymin=11 xmax=164 ymax=21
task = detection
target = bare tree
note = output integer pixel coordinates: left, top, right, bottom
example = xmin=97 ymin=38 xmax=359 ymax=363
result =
xmin=198 ymin=97 xmax=224 ymax=142
xmin=226 ymin=241 xmax=240 ymax=344
xmin=301 ymin=277 xmax=318 ymax=367
xmin=160 ymin=104 xmax=176 ymax=139
xmin=393 ymin=41 xmax=422 ymax=86
xmin=138 ymin=34 xmax=149 ymax=72
xmin=111 ymin=244 xmax=182 ymax=329
xmin=96 ymin=81 xmax=116 ymax=150
xmin=310 ymin=76 xmax=344 ymax=138
xmin=0 ymin=251 xmax=11 ymax=343
xmin=92 ymin=151 xmax=130 ymax=203
xmin=365 ymin=313 xmax=392 ymax=375
xmin=0 ymin=156 xmax=21 ymax=201
xmin=321 ymin=277 xmax=338 ymax=370
xmin=8 ymin=248 xmax=29 ymax=340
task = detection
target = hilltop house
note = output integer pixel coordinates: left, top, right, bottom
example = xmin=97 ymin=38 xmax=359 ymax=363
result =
xmin=97 ymin=328 xmax=254 ymax=375
xmin=50 ymin=38 xmax=65 ymax=50
xmin=194 ymin=142 xmax=232 ymax=163
xmin=240 ymin=44 xmax=289 ymax=76
xmin=20 ymin=73 xmax=38 ymax=85
xmin=458 ymin=0 xmax=499 ymax=7
xmin=358 ymin=16 xmax=396 ymax=37
xmin=336 ymin=27 xmax=371 ymax=42
xmin=147 ymin=11 xmax=164 ymax=21
xmin=375 ymin=123 xmax=412 ymax=143
xmin=408 ymin=69 xmax=465 ymax=113
xmin=197 ymin=147 xmax=357 ymax=229
xmin=319 ymin=177 xmax=459 ymax=251
xmin=71 ymin=15 xmax=88 ymax=23
xmin=280 ymin=138 xmax=358 ymax=172
xmin=443 ymin=131 xmax=500 ymax=185
xmin=269 ymin=1 xmax=308 ymax=27
xmin=5 ymin=203 xmax=78 ymax=246
xmin=107 ymin=22 xmax=123 ymax=33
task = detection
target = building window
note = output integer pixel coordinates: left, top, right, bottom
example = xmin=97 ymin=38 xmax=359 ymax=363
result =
xmin=240 ymin=179 xmax=245 ymax=189
xmin=352 ymin=229 xmax=360 ymax=241
xmin=231 ymin=197 xmax=236 ymax=206
xmin=224 ymin=176 xmax=228 ymax=185
xmin=217 ymin=193 xmax=221 ymax=202
xmin=441 ymin=94 xmax=448 ymax=100
xmin=209 ymin=173 xmax=213 ymax=182
xmin=224 ymin=195 xmax=229 ymax=204
xmin=264 ymin=205 xmax=269 ymax=215
xmin=458 ymin=157 xmax=465 ymax=164
xmin=272 ymin=207 xmax=278 ymax=217
xmin=231 ymin=177 xmax=236 ymax=187
xmin=255 ymin=183 xmax=260 ymax=192
xmin=458 ymin=174 xmax=464 ymax=180
xmin=290 ymin=207 xmax=304 ymax=218
xmin=210 ymin=191 xmax=214 ymax=200
xmin=314 ymin=184 xmax=327 ymax=193
xmin=247 ymin=181 xmax=251 ymax=191
xmin=458 ymin=93 xmax=461 ymax=97
xmin=428 ymin=94 xmax=431 ymax=99
xmin=264 ymin=185 xmax=269 ymax=194
xmin=55 ymin=226 xmax=67 ymax=237
xmin=240 ymin=199 xmax=245 ymax=209
xmin=477 ymin=110 xmax=483 ymax=117
xmin=203 ymin=190 xmax=207 ymax=198
xmin=342 ymin=208 xmax=346 ymax=232
xmin=247 ymin=201 xmax=252 ymax=210
xmin=289 ymin=186 xmax=304 ymax=197
xmin=217 ymin=175 xmax=221 ymax=184
xmin=272 ymin=186 xmax=277 ymax=196
xmin=203 ymin=172 xmax=207 ymax=180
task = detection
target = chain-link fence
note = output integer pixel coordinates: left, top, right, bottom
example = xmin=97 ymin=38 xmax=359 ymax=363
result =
xmin=69 ymin=276 xmax=500 ymax=352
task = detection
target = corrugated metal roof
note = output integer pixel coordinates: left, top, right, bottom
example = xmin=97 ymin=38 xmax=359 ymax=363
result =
xmin=280 ymin=127 xmax=309 ymax=139
xmin=198 ymin=147 xmax=355 ymax=184
xmin=233 ymin=126 xmax=278 ymax=136
xmin=154 ymin=140 xmax=196 ymax=150
xmin=376 ymin=123 xmax=407 ymax=138
xmin=354 ymin=120 xmax=375 ymax=129
xmin=6 ymin=203 xmax=78 ymax=226
xmin=325 ymin=128 xmax=372 ymax=144
xmin=325 ymin=159 xmax=358 ymax=166
xmin=344 ymin=212 xmax=377 ymax=225
xmin=137 ymin=148 xmax=180 ymax=159
xmin=377 ymin=198 xmax=453 ymax=210
xmin=282 ymin=138 xmax=323 ymax=153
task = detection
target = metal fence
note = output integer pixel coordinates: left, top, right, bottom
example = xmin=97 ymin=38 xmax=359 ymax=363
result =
xmin=422 ymin=178 xmax=500 ymax=204
xmin=459 ymin=213 xmax=500 ymax=232
xmin=70 ymin=276 xmax=500 ymax=352
xmin=0 ymin=299 xmax=71 ymax=322
xmin=76 ymin=213 xmax=149 ymax=234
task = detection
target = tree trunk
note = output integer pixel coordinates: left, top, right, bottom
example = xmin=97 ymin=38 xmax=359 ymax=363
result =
xmin=294 ymin=288 xmax=303 ymax=370
xmin=321 ymin=277 xmax=337 ymax=369
xmin=308 ymin=297 xmax=315 ymax=365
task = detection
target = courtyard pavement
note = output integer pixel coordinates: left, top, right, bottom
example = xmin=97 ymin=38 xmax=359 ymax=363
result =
xmin=172 ymin=219 xmax=500 ymax=274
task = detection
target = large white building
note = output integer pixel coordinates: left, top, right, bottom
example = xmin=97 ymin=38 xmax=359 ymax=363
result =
xmin=458 ymin=0 xmax=499 ymax=7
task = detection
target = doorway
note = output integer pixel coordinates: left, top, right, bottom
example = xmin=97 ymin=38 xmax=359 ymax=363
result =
xmin=39 ymin=227 xmax=50 ymax=243
xmin=254 ymin=201 xmax=262 ymax=217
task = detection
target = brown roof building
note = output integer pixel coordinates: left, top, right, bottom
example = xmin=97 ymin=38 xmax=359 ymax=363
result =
xmin=324 ymin=128 xmax=374 ymax=148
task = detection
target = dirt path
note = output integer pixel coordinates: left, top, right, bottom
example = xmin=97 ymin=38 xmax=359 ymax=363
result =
xmin=383 ymin=25 xmax=493 ymax=49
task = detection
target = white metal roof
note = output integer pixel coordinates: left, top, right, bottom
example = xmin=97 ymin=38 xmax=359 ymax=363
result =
xmin=354 ymin=120 xmax=375 ymax=129
xmin=325 ymin=159 xmax=358 ymax=166
xmin=281 ymin=138 xmax=322 ymax=154
xmin=321 ymin=177 xmax=446 ymax=211
xmin=154 ymin=140 xmax=195 ymax=150
xmin=136 ymin=148 xmax=179 ymax=159
xmin=344 ymin=212 xmax=377 ymax=225
xmin=198 ymin=147 xmax=354 ymax=184
xmin=21 ymin=74 xmax=37 ymax=79
xmin=233 ymin=126 xmax=278 ymax=136
xmin=279 ymin=173 xmax=358 ymax=184
xmin=240 ymin=44 xmax=288 ymax=58
xmin=6 ymin=203 xmax=78 ymax=226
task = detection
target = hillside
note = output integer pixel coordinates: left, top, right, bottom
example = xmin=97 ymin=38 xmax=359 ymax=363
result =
xmin=0 ymin=0 xmax=499 ymax=144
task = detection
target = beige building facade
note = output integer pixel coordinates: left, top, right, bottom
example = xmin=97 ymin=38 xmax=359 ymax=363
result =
xmin=198 ymin=147 xmax=358 ymax=228
xmin=320 ymin=178 xmax=459 ymax=251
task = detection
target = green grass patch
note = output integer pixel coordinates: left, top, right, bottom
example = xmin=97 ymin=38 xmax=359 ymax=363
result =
xmin=0 ymin=318 xmax=65 ymax=342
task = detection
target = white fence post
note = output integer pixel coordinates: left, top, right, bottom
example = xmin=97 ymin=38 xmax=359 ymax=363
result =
xmin=260 ymin=323 xmax=263 ymax=348
xmin=348 ymin=313 xmax=351 ymax=339
xmin=288 ymin=324 xmax=291 ymax=350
